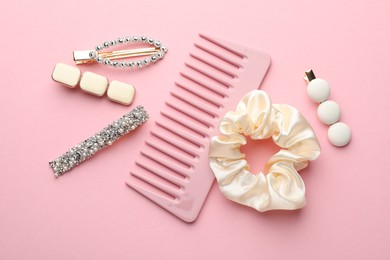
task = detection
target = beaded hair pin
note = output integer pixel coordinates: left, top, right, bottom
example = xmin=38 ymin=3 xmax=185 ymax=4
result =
xmin=304 ymin=69 xmax=351 ymax=147
xmin=49 ymin=106 xmax=148 ymax=177
xmin=73 ymin=36 xmax=168 ymax=69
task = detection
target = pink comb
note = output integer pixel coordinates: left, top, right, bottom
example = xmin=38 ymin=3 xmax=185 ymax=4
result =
xmin=127 ymin=33 xmax=271 ymax=222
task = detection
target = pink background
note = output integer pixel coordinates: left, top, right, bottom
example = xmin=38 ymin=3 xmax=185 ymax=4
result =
xmin=1 ymin=0 xmax=390 ymax=259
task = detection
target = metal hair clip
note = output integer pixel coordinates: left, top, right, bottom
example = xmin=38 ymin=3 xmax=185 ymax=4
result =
xmin=49 ymin=106 xmax=148 ymax=177
xmin=73 ymin=36 xmax=168 ymax=69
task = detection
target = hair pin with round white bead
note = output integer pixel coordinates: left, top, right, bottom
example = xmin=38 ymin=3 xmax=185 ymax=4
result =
xmin=73 ymin=36 xmax=168 ymax=69
xmin=304 ymin=69 xmax=352 ymax=147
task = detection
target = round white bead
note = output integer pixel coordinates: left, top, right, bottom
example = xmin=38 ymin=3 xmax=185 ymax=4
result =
xmin=317 ymin=100 xmax=340 ymax=124
xmin=307 ymin=78 xmax=330 ymax=103
xmin=328 ymin=122 xmax=351 ymax=147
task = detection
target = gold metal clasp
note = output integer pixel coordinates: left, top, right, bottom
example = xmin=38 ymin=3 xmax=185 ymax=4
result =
xmin=304 ymin=69 xmax=316 ymax=82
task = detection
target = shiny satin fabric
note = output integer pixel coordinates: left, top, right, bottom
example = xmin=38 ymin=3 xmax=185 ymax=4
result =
xmin=209 ymin=90 xmax=321 ymax=211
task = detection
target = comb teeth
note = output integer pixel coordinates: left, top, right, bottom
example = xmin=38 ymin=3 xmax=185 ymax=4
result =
xmin=127 ymin=33 xmax=271 ymax=222
xmin=175 ymin=78 xmax=224 ymax=107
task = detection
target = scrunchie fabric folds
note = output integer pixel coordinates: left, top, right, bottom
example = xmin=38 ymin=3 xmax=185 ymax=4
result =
xmin=209 ymin=90 xmax=321 ymax=211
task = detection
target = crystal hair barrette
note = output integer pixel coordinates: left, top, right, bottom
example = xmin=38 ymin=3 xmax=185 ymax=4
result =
xmin=73 ymin=36 xmax=168 ymax=69
xmin=49 ymin=106 xmax=148 ymax=177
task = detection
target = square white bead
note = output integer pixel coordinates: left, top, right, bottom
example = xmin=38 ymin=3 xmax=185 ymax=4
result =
xmin=79 ymin=72 xmax=108 ymax=96
xmin=52 ymin=63 xmax=81 ymax=88
xmin=107 ymin=80 xmax=136 ymax=105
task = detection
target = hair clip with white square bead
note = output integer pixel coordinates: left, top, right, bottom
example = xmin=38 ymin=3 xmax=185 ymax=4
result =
xmin=52 ymin=63 xmax=136 ymax=106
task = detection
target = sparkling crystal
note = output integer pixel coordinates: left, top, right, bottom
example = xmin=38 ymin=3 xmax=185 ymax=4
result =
xmin=154 ymin=40 xmax=161 ymax=47
xmin=74 ymin=152 xmax=81 ymax=162
xmin=89 ymin=51 xmax=97 ymax=59
xmin=161 ymin=46 xmax=168 ymax=53
xmin=101 ymin=132 xmax=109 ymax=140
xmin=109 ymin=131 xmax=116 ymax=139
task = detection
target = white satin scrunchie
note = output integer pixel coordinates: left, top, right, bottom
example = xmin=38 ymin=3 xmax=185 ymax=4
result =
xmin=209 ymin=90 xmax=321 ymax=211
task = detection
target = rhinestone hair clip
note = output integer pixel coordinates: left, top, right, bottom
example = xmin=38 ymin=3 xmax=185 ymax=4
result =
xmin=73 ymin=36 xmax=168 ymax=69
xmin=49 ymin=106 xmax=148 ymax=177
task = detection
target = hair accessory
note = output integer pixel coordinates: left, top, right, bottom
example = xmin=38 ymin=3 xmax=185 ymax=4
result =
xmin=52 ymin=63 xmax=136 ymax=105
xmin=126 ymin=33 xmax=271 ymax=222
xmin=107 ymin=80 xmax=136 ymax=105
xmin=49 ymin=106 xmax=148 ymax=177
xmin=209 ymin=90 xmax=321 ymax=212
xmin=51 ymin=62 xmax=81 ymax=88
xmin=304 ymin=69 xmax=351 ymax=147
xmin=73 ymin=36 xmax=168 ymax=68
xmin=80 ymin=71 xmax=109 ymax=96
